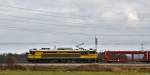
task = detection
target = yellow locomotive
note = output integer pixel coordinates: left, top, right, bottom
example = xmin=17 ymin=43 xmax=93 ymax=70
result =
xmin=26 ymin=48 xmax=98 ymax=63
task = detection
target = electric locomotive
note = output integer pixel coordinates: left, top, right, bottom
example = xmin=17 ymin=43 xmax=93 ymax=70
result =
xmin=26 ymin=48 xmax=98 ymax=63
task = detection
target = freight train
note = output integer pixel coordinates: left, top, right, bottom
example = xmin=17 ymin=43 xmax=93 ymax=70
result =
xmin=26 ymin=48 xmax=150 ymax=63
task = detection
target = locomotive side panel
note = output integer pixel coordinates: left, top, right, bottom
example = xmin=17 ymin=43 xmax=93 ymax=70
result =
xmin=26 ymin=50 xmax=98 ymax=63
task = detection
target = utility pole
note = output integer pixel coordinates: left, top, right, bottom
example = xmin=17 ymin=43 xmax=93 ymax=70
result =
xmin=53 ymin=45 xmax=56 ymax=50
xmin=94 ymin=36 xmax=98 ymax=63
xmin=140 ymin=43 xmax=144 ymax=50
xmin=95 ymin=36 xmax=98 ymax=50
xmin=140 ymin=43 xmax=148 ymax=60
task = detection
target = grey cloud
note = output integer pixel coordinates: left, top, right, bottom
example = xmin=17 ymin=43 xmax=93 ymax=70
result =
xmin=0 ymin=0 xmax=150 ymax=52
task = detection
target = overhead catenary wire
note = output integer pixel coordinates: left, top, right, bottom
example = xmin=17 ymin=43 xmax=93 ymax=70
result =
xmin=0 ymin=5 xmax=98 ymax=19
xmin=3 ymin=5 xmax=150 ymax=23
xmin=0 ymin=16 xmax=150 ymax=37
xmin=0 ymin=5 xmax=150 ymax=28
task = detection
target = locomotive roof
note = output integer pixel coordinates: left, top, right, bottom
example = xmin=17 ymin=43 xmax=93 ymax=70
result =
xmin=29 ymin=47 xmax=96 ymax=52
xmin=29 ymin=49 xmax=96 ymax=52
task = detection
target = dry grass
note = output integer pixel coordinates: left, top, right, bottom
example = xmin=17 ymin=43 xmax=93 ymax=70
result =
xmin=0 ymin=70 xmax=147 ymax=75
xmin=0 ymin=64 xmax=150 ymax=72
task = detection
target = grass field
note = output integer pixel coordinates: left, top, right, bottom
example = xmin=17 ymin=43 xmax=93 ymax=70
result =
xmin=0 ymin=71 xmax=148 ymax=75
xmin=2 ymin=64 xmax=150 ymax=72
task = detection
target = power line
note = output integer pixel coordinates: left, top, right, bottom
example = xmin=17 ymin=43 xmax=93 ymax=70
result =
xmin=1 ymin=5 xmax=136 ymax=23
xmin=0 ymin=6 xmax=150 ymax=26
xmin=0 ymin=42 xmax=149 ymax=45
xmin=0 ymin=14 xmax=85 ymax=27
xmin=0 ymin=5 xmax=97 ymax=19
xmin=0 ymin=6 xmax=105 ymax=25
xmin=1 ymin=12 xmax=149 ymax=29
xmin=0 ymin=12 xmax=101 ymax=26
xmin=1 ymin=5 xmax=150 ymax=25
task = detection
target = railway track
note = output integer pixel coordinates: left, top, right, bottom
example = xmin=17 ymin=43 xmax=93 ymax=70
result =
xmin=13 ymin=63 xmax=150 ymax=67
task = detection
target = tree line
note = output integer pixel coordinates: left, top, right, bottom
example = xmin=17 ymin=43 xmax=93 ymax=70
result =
xmin=0 ymin=53 xmax=27 ymax=64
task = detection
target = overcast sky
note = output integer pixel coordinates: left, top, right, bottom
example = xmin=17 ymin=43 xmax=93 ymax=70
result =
xmin=0 ymin=0 xmax=150 ymax=53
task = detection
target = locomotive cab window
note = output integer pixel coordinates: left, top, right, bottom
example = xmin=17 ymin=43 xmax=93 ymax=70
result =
xmin=89 ymin=51 xmax=96 ymax=54
xmin=30 ymin=51 xmax=35 ymax=55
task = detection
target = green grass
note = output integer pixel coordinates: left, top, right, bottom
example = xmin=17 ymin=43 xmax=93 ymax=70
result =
xmin=0 ymin=71 xmax=148 ymax=75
